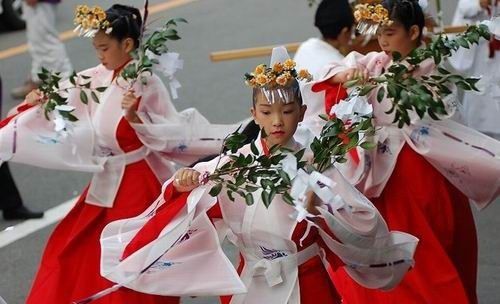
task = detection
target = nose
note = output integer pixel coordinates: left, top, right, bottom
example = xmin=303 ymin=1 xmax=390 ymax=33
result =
xmin=272 ymin=112 xmax=284 ymax=127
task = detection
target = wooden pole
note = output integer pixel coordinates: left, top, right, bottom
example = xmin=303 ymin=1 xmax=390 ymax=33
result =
xmin=210 ymin=43 xmax=301 ymax=62
xmin=210 ymin=25 xmax=470 ymax=62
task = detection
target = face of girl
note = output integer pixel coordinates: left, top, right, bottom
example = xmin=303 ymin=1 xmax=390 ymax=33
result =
xmin=251 ymin=92 xmax=307 ymax=147
xmin=377 ymin=21 xmax=420 ymax=58
xmin=92 ymin=31 xmax=134 ymax=70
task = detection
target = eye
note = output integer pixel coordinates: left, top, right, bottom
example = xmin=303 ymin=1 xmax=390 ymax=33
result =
xmin=283 ymin=110 xmax=294 ymax=114
xmin=261 ymin=111 xmax=270 ymax=115
xmin=102 ymin=48 xmax=109 ymax=52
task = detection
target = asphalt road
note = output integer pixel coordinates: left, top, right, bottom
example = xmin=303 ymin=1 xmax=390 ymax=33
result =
xmin=0 ymin=0 xmax=499 ymax=303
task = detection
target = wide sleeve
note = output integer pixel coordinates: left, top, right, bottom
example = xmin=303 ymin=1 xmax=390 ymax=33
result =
xmin=96 ymin=156 xmax=246 ymax=299
xmin=128 ymin=74 xmax=238 ymax=165
xmin=303 ymin=168 xmax=419 ymax=290
xmin=0 ymin=67 xmax=103 ymax=172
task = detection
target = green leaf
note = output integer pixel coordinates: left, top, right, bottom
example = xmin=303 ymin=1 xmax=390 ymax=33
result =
xmin=261 ymin=190 xmax=271 ymax=208
xmin=438 ymin=67 xmax=451 ymax=75
xmin=80 ymin=91 xmax=88 ymax=105
xmin=392 ymin=51 xmax=402 ymax=61
xmin=282 ymin=192 xmax=295 ymax=206
xmin=360 ymin=141 xmax=377 ymax=150
xmin=344 ymin=79 xmax=360 ymax=88
xmin=245 ymin=193 xmax=254 ymax=206
xmin=359 ymin=84 xmax=376 ymax=96
xmin=209 ymin=184 xmax=222 ymax=197
xmin=294 ymin=148 xmax=306 ymax=161
xmin=377 ymin=87 xmax=386 ymax=103
xmin=250 ymin=141 xmax=259 ymax=155
xmin=91 ymin=91 xmax=99 ymax=104
xmin=95 ymin=86 xmax=107 ymax=92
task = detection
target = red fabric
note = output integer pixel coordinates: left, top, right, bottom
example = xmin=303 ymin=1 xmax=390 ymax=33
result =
xmin=117 ymin=101 xmax=144 ymax=153
xmin=26 ymin=119 xmax=179 ymax=304
xmin=312 ymin=81 xmax=360 ymax=164
xmin=122 ymin=183 xmax=189 ymax=260
xmin=489 ymin=38 xmax=500 ymax=58
xmin=331 ymin=144 xmax=478 ymax=304
xmin=0 ymin=103 xmax=34 ymax=128
xmin=311 ymin=81 xmax=348 ymax=116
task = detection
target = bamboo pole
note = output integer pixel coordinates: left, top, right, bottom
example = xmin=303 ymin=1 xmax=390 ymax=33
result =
xmin=210 ymin=43 xmax=301 ymax=62
xmin=210 ymin=25 xmax=470 ymax=62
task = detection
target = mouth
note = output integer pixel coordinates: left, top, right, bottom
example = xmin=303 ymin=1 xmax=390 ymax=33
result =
xmin=271 ymin=130 xmax=286 ymax=137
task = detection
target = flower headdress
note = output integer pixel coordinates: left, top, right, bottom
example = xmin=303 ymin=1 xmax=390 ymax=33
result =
xmin=354 ymin=2 xmax=393 ymax=35
xmin=74 ymin=5 xmax=112 ymax=37
xmin=244 ymin=47 xmax=312 ymax=104
xmin=244 ymin=59 xmax=312 ymax=89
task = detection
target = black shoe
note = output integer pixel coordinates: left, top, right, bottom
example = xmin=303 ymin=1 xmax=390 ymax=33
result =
xmin=3 ymin=205 xmax=44 ymax=220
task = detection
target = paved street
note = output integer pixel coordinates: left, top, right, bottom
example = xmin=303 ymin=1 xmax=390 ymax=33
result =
xmin=0 ymin=0 xmax=499 ymax=303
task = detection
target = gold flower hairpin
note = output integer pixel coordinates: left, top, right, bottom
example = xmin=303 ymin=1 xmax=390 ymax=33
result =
xmin=74 ymin=5 xmax=111 ymax=38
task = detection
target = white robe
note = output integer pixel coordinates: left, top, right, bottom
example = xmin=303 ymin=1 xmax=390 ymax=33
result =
xmin=294 ymin=38 xmax=345 ymax=130
xmin=98 ymin=137 xmax=418 ymax=303
xmin=448 ymin=0 xmax=500 ymax=135
xmin=314 ymin=51 xmax=500 ymax=209
xmin=0 ymin=64 xmax=237 ymax=207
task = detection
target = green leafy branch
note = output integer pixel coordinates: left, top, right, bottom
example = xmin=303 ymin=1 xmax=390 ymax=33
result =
xmin=311 ymin=115 xmax=374 ymax=172
xmin=205 ymin=115 xmax=374 ymax=208
xmin=347 ymin=24 xmax=490 ymax=128
xmin=120 ymin=18 xmax=187 ymax=87
xmin=37 ymin=68 xmax=106 ymax=124
xmin=204 ymin=130 xmax=305 ymax=207
xmin=37 ymin=18 xmax=187 ymax=126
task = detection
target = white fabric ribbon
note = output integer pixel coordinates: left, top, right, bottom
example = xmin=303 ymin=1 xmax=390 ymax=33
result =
xmin=146 ymin=51 xmax=184 ymax=99
xmin=330 ymin=94 xmax=373 ymax=123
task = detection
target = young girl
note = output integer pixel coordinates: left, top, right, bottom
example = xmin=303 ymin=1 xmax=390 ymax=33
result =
xmin=0 ymin=4 xmax=230 ymax=304
xmin=313 ymin=1 xmax=500 ymax=303
xmin=88 ymin=48 xmax=419 ymax=304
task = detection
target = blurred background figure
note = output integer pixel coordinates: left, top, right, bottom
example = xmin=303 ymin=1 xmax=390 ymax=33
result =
xmin=294 ymin=0 xmax=355 ymax=79
xmin=449 ymin=0 xmax=500 ymax=139
xmin=0 ymin=75 xmax=44 ymax=220
xmin=0 ymin=0 xmax=26 ymax=32
xmin=10 ymin=0 xmax=72 ymax=99
xmin=294 ymin=0 xmax=355 ymax=134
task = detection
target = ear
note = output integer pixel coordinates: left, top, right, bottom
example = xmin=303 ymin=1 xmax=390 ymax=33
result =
xmin=298 ymin=105 xmax=307 ymax=122
xmin=250 ymin=107 xmax=259 ymax=125
xmin=409 ymin=25 xmax=420 ymax=42
xmin=123 ymin=37 xmax=135 ymax=53
xmin=340 ymin=27 xmax=350 ymax=38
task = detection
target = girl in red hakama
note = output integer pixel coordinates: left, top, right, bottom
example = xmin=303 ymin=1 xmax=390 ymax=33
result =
xmin=0 ymin=4 xmax=228 ymax=304
xmin=312 ymin=1 xmax=500 ymax=303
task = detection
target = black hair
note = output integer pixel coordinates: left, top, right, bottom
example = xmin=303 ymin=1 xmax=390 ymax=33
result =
xmin=314 ymin=0 xmax=355 ymax=40
xmin=252 ymin=79 xmax=303 ymax=107
xmin=382 ymin=0 xmax=425 ymax=40
xmin=105 ymin=4 xmax=143 ymax=48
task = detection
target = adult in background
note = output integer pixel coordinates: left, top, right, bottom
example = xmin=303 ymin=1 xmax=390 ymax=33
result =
xmin=11 ymin=0 xmax=72 ymax=99
xmin=0 ymin=75 xmax=44 ymax=220
xmin=449 ymin=0 xmax=500 ymax=139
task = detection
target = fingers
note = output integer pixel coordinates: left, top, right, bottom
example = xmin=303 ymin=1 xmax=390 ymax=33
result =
xmin=347 ymin=68 xmax=369 ymax=82
xmin=174 ymin=169 xmax=201 ymax=189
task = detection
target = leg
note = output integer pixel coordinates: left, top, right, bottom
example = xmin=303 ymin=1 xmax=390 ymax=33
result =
xmin=0 ymin=162 xmax=23 ymax=210
xmin=24 ymin=2 xmax=72 ymax=81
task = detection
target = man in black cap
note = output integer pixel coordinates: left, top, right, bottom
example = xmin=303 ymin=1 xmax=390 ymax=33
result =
xmin=0 ymin=75 xmax=44 ymax=220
